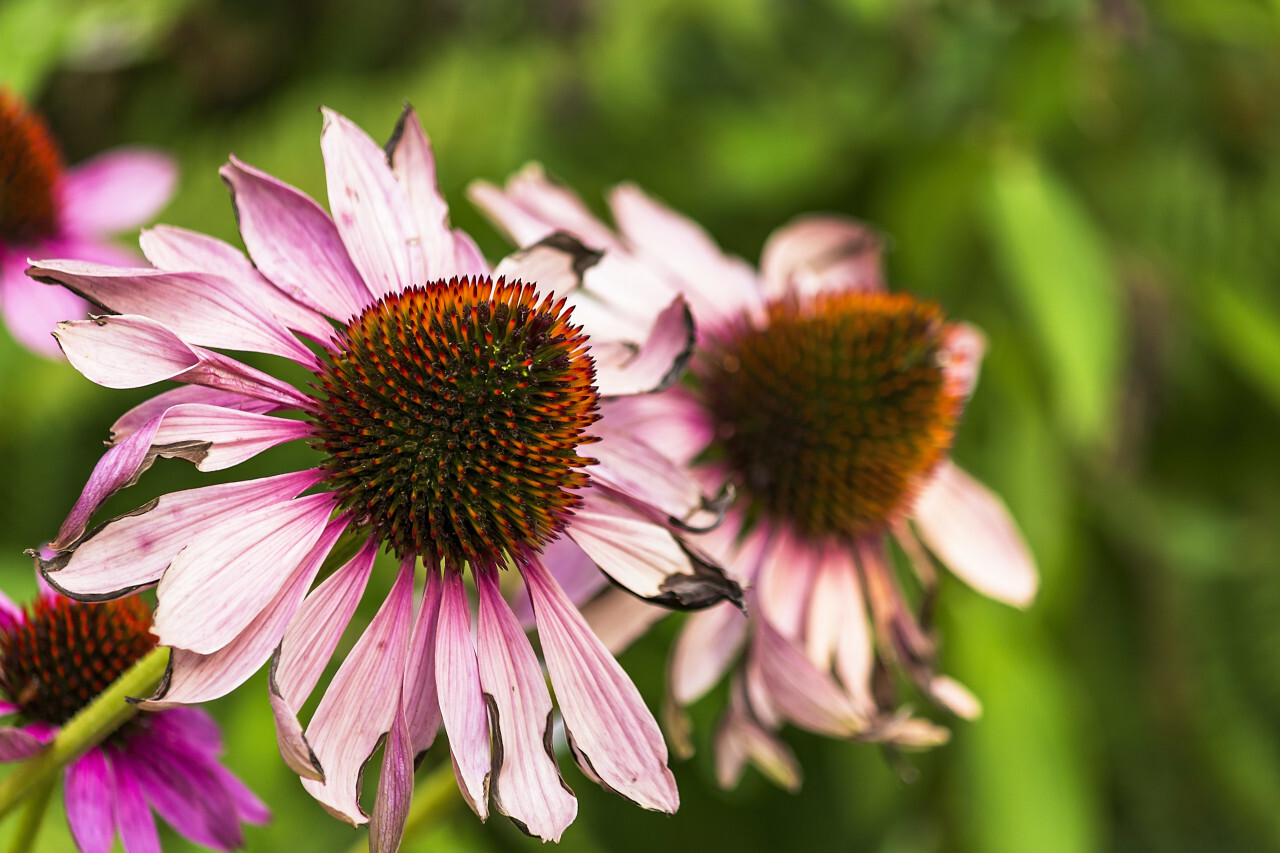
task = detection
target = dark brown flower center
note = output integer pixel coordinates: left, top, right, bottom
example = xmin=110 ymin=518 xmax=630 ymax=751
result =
xmin=0 ymin=91 xmax=62 ymax=245
xmin=698 ymin=291 xmax=963 ymax=540
xmin=310 ymin=277 xmax=600 ymax=566
xmin=0 ymin=595 xmax=156 ymax=726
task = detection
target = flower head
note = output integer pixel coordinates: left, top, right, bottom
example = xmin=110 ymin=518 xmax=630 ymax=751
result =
xmin=0 ymin=585 xmax=267 ymax=852
xmin=471 ymin=169 xmax=1038 ymax=789
xmin=30 ymin=106 xmax=741 ymax=844
xmin=0 ymin=88 xmax=174 ymax=356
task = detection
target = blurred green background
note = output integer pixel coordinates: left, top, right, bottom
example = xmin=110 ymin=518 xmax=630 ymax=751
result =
xmin=3 ymin=0 xmax=1280 ymax=850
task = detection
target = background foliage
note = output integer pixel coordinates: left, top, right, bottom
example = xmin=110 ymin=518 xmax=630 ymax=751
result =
xmin=2 ymin=0 xmax=1279 ymax=850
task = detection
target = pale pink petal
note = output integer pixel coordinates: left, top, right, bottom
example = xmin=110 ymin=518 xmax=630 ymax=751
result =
xmin=713 ymin=676 xmax=801 ymax=793
xmin=0 ymin=726 xmax=47 ymax=760
xmin=471 ymin=164 xmax=621 ymax=252
xmin=153 ymin=492 xmax=338 ymax=654
xmin=140 ymin=225 xmax=334 ymax=342
xmin=566 ymin=489 xmax=743 ymax=610
xmin=302 ymin=564 xmax=414 ymax=824
xmin=139 ymin=516 xmax=347 ymax=709
xmin=370 ymin=699 xmax=413 ymax=853
xmin=60 ymin=148 xmax=176 ymax=236
xmin=270 ymin=538 xmax=377 ymax=781
xmin=758 ymin=214 xmax=885 ymax=300
xmin=110 ymin=385 xmax=280 ymax=441
xmin=587 ymin=423 xmax=710 ymax=527
xmin=755 ymin=526 xmax=819 ymax=639
xmin=221 ymin=156 xmax=370 ymax=321
xmin=150 ymin=404 xmax=312 ymax=471
xmin=435 ymin=569 xmax=491 ymax=820
xmin=580 ymin=587 xmax=667 ymax=657
xmin=451 ymin=230 xmax=490 ymax=278
xmin=28 ymin=259 xmax=316 ymax=364
xmin=929 ymin=675 xmax=982 ymax=721
xmin=912 ymin=462 xmax=1038 ymax=608
xmin=476 ymin=568 xmax=577 ymax=840
xmin=402 ymin=568 xmax=442 ymax=757
xmin=806 ymin=545 xmax=875 ymax=714
xmin=596 ymin=388 xmax=714 ymax=469
xmin=511 ymin=534 xmax=608 ymax=626
xmin=467 ymin=176 xmax=561 ymax=249
xmin=591 ymin=297 xmax=695 ymax=397
xmin=940 ymin=322 xmax=986 ymax=402
xmin=44 ymin=469 xmax=323 ymax=598
xmin=66 ymin=750 xmax=116 ymax=853
xmin=387 ymin=105 xmax=459 ymax=282
xmin=749 ymin=620 xmax=866 ymax=738
xmin=669 ymin=601 xmax=748 ymax=707
xmin=522 ymin=553 xmax=678 ymax=813
xmin=320 ymin=108 xmax=421 ymax=299
xmin=112 ymin=759 xmax=161 ymax=853
xmin=0 ymin=254 xmax=87 ymax=356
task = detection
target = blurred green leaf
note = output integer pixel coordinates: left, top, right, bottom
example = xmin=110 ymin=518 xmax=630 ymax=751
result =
xmin=1202 ymin=277 xmax=1280 ymax=414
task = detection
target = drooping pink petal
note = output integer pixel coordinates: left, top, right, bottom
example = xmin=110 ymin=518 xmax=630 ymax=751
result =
xmin=149 ymin=404 xmax=312 ymax=472
xmin=269 ymin=539 xmax=377 ymax=781
xmin=221 ymin=156 xmax=370 ymax=321
xmin=713 ymin=676 xmax=801 ymax=793
xmin=940 ymin=322 xmax=986 ymax=402
xmin=475 ymin=567 xmax=577 ymax=840
xmin=0 ymin=725 xmax=47 ymax=760
xmin=522 ymin=553 xmax=678 ymax=813
xmin=214 ymin=763 xmax=271 ymax=826
xmin=749 ymin=619 xmax=866 ymax=738
xmin=44 ymin=469 xmax=323 ymax=598
xmin=587 ymin=423 xmax=709 ymax=526
xmin=66 ymin=749 xmax=116 ymax=853
xmin=370 ymin=698 xmax=413 ymax=853
xmin=470 ymin=165 xmax=621 ymax=252
xmin=140 ymin=225 xmax=334 ymax=342
xmin=0 ymin=254 xmax=88 ymax=356
xmin=302 ymin=563 xmax=414 ymax=825
xmin=434 ymin=568 xmax=491 ymax=820
xmin=320 ymin=108 xmax=421 ymax=299
xmin=758 ymin=214 xmax=885 ymax=300
xmin=754 ymin=525 xmax=819 ymax=639
xmin=566 ymin=489 xmax=742 ymax=610
xmin=112 ymin=757 xmax=161 ymax=853
xmin=401 ymin=568 xmax=442 ymax=757
xmin=669 ymin=601 xmax=748 ymax=707
xmin=152 ymin=492 xmax=338 ymax=654
xmin=59 ymin=148 xmax=176 ymax=236
xmin=929 ymin=675 xmax=982 ymax=721
xmin=140 ymin=515 xmax=347 ymax=709
xmin=805 ymin=545 xmax=875 ymax=714
xmin=591 ymin=296 xmax=695 ymax=397
xmin=110 ymin=384 xmax=280 ymax=441
xmin=387 ymin=105 xmax=460 ymax=283
xmin=912 ymin=462 xmax=1038 ymax=608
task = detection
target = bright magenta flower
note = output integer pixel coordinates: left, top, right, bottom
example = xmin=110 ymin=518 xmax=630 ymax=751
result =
xmin=0 ymin=585 xmax=266 ymax=852
xmin=29 ymin=107 xmax=740 ymax=843
xmin=0 ymin=89 xmax=174 ymax=356
xmin=472 ymin=168 xmax=1037 ymax=788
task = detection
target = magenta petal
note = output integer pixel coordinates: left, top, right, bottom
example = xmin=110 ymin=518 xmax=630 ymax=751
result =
xmin=401 ymin=568 xmax=443 ymax=756
xmin=370 ymin=700 xmax=413 ymax=853
xmin=302 ymin=564 xmax=415 ymax=824
xmin=0 ymin=725 xmax=47 ymax=760
xmin=153 ymin=492 xmax=338 ymax=654
xmin=60 ymin=148 xmax=175 ymax=236
xmin=116 ymin=732 xmax=243 ymax=850
xmin=522 ymin=554 xmax=678 ymax=813
xmin=592 ymin=296 xmax=695 ymax=398
xmin=45 ymin=469 xmax=322 ymax=598
xmin=112 ymin=758 xmax=161 ymax=853
xmin=476 ymin=568 xmax=577 ymax=840
xmin=758 ymin=214 xmax=885 ymax=300
xmin=66 ymin=749 xmax=116 ymax=853
xmin=434 ymin=569 xmax=491 ymax=820
xmin=320 ymin=108 xmax=421 ymax=300
xmin=912 ymin=462 xmax=1038 ymax=607
xmin=0 ymin=254 xmax=88 ymax=356
xmin=221 ymin=156 xmax=370 ymax=321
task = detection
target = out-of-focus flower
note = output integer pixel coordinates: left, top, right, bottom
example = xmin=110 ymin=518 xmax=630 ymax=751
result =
xmin=0 ymin=89 xmax=174 ymax=357
xmin=471 ymin=168 xmax=1038 ymax=790
xmin=0 ymin=585 xmax=267 ymax=852
xmin=29 ymin=107 xmax=741 ymax=844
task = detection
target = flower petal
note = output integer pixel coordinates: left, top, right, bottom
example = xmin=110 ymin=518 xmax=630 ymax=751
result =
xmin=759 ymin=214 xmax=885 ymax=300
xmin=435 ymin=569 xmax=491 ymax=820
xmin=912 ymin=462 xmax=1038 ymax=607
xmin=402 ymin=569 xmax=442 ymax=757
xmin=591 ymin=296 xmax=695 ymax=398
xmin=579 ymin=587 xmax=667 ymax=657
xmin=806 ymin=545 xmax=875 ymax=714
xmin=713 ymin=675 xmax=801 ymax=793
xmin=669 ymin=601 xmax=748 ymax=707
xmin=469 ymin=164 xmax=621 ymax=252
xmin=588 ymin=423 xmax=725 ymax=531
xmin=321 ymin=108 xmax=421 ymax=299
xmin=221 ymin=156 xmax=370 ymax=321
xmin=522 ymin=553 xmax=678 ymax=813
xmin=596 ymin=389 xmax=714 ymax=469
xmin=302 ymin=563 xmax=415 ymax=824
xmin=0 ymin=254 xmax=87 ymax=356
xmin=110 ymin=385 xmax=280 ymax=441
xmin=492 ymin=232 xmax=600 ymax=300
xmin=112 ymin=758 xmax=161 ymax=853
xmin=153 ymin=492 xmax=338 ymax=654
xmin=149 ymin=404 xmax=312 ymax=472
xmin=370 ymin=698 xmax=413 ymax=853
xmin=476 ymin=568 xmax=577 ymax=840
xmin=0 ymin=725 xmax=47 ymax=760
xmin=749 ymin=620 xmax=867 ymax=738
xmin=60 ymin=148 xmax=176 ymax=236
xmin=66 ymin=749 xmax=116 ymax=853
xmin=387 ymin=105 xmax=462 ymax=282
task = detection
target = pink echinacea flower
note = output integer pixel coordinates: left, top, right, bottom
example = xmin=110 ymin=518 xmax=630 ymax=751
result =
xmin=0 ymin=586 xmax=267 ymax=852
xmin=0 ymin=89 xmax=175 ymax=356
xmin=471 ymin=168 xmax=1039 ymax=789
xmin=28 ymin=106 xmax=741 ymax=845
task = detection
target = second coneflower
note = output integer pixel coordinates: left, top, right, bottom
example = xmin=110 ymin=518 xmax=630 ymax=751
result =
xmin=472 ymin=170 xmax=1038 ymax=789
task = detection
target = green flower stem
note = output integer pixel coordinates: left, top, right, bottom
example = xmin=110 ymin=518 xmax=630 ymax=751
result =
xmin=345 ymin=760 xmax=461 ymax=853
xmin=5 ymin=778 xmax=54 ymax=853
xmin=0 ymin=646 xmax=169 ymax=821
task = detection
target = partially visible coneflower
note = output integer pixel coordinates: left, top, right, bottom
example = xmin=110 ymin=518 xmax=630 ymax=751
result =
xmin=0 ymin=585 xmax=267 ymax=852
xmin=0 ymin=89 xmax=174 ymax=356
xmin=471 ymin=168 xmax=1038 ymax=789
xmin=29 ymin=106 xmax=741 ymax=845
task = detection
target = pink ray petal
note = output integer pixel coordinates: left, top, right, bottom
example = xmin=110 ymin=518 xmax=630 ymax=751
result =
xmin=750 ymin=619 xmax=866 ymax=738
xmin=370 ymin=698 xmax=413 ymax=853
xmin=0 ymin=254 xmax=88 ymax=357
xmin=929 ymin=675 xmax=982 ymax=721
xmin=522 ymin=553 xmax=678 ymax=813
xmin=302 ymin=563 xmax=414 ymax=825
xmin=450 ymin=229 xmax=489 ymax=277
xmin=759 ymin=214 xmax=885 ymax=300
xmin=580 ymin=587 xmax=668 ymax=657
xmin=596 ymin=389 xmax=714 ymax=469
xmin=468 ymin=177 xmax=560 ymax=249
xmin=320 ymin=108 xmax=421 ymax=299
xmin=66 ymin=749 xmax=116 ymax=853
xmin=805 ymin=545 xmax=875 ymax=714
xmin=0 ymin=726 xmax=47 ymax=760
xmin=221 ymin=156 xmax=370 ymax=321
xmin=44 ymin=469 xmax=322 ymax=598
xmin=402 ymin=567 xmax=443 ymax=757
xmin=435 ymin=568 xmax=491 ymax=820
xmin=940 ymin=322 xmax=986 ymax=402
xmin=669 ymin=601 xmax=748 ymax=708
xmin=153 ymin=492 xmax=338 ymax=654
xmin=112 ymin=757 xmax=161 ymax=853
xmin=476 ymin=567 xmax=577 ymax=840
xmin=59 ymin=148 xmax=176 ymax=236
xmin=755 ymin=526 xmax=819 ymax=640
xmin=587 ymin=424 xmax=709 ymax=526
xmin=387 ymin=105 xmax=460 ymax=283
xmin=592 ymin=296 xmax=695 ymax=398
xmin=566 ymin=489 xmax=742 ymax=611
xmin=713 ymin=675 xmax=801 ymax=793
xmin=149 ymin=404 xmax=312 ymax=472
xmin=111 ymin=385 xmax=280 ymax=441
xmin=912 ymin=462 xmax=1038 ymax=608
xmin=492 ymin=231 xmax=600 ymax=301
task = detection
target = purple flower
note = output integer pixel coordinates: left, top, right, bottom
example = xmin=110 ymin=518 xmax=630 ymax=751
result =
xmin=29 ymin=107 xmax=741 ymax=842
xmin=472 ymin=168 xmax=1039 ymax=789
xmin=0 ymin=585 xmax=267 ymax=852
xmin=0 ymin=88 xmax=174 ymax=357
